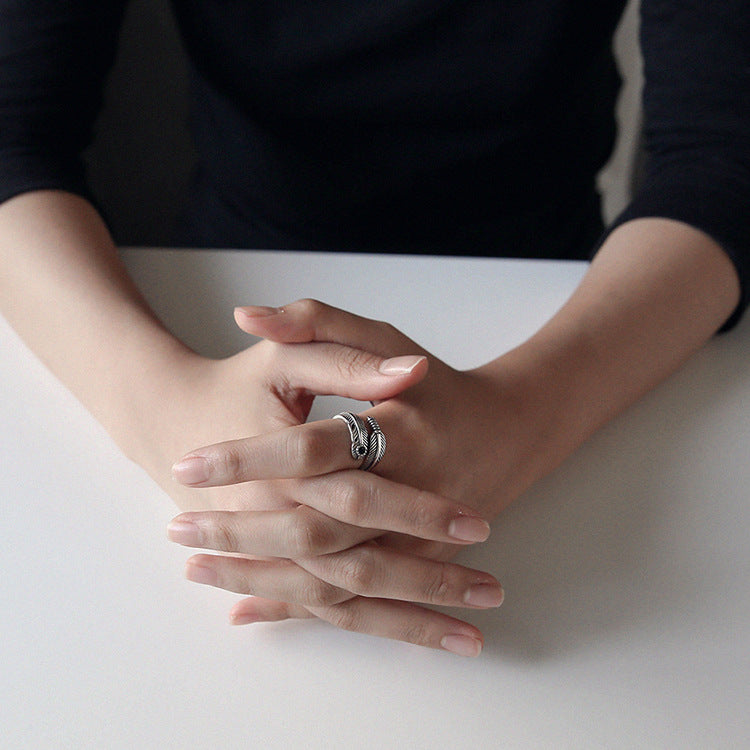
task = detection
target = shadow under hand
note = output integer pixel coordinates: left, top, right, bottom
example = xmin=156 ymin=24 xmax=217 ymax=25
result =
xmin=461 ymin=329 xmax=750 ymax=664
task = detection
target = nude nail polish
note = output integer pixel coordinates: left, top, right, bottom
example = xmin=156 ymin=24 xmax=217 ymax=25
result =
xmin=230 ymin=612 xmax=260 ymax=626
xmin=185 ymin=560 xmax=218 ymax=586
xmin=448 ymin=515 xmax=491 ymax=542
xmin=378 ymin=355 xmax=426 ymax=375
xmin=440 ymin=634 xmax=483 ymax=657
xmin=235 ymin=305 xmax=282 ymax=317
xmin=167 ymin=520 xmax=202 ymax=547
xmin=464 ymin=584 xmax=505 ymax=608
xmin=172 ymin=456 xmax=211 ymax=485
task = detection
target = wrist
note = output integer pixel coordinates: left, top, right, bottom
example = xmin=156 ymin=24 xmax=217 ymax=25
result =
xmin=107 ymin=342 xmax=209 ymax=469
xmin=473 ymin=218 xmax=739 ymax=509
xmin=469 ymin=329 xmax=597 ymax=513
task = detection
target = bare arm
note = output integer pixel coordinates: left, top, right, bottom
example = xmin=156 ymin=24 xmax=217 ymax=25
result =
xmin=0 ymin=190 xmax=430 ymax=511
xmin=0 ymin=190 xmax=196 ymax=459
xmin=479 ymin=216 xmax=742 ymax=503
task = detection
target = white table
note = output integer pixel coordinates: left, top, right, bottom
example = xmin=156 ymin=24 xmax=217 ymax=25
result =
xmin=2 ymin=249 xmax=749 ymax=749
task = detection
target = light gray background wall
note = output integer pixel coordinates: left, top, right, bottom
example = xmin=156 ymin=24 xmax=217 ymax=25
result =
xmin=85 ymin=0 xmax=642 ymax=247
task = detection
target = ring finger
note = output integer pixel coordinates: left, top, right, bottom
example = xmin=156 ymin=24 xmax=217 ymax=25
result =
xmin=296 ymin=544 xmax=504 ymax=610
xmin=185 ymin=544 xmax=503 ymax=611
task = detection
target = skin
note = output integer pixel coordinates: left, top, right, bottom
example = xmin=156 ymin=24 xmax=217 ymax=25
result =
xmin=0 ymin=189 xmax=740 ymax=656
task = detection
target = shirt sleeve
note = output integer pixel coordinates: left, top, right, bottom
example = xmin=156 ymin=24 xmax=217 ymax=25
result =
xmin=602 ymin=0 xmax=750 ymax=330
xmin=0 ymin=0 xmax=127 ymax=207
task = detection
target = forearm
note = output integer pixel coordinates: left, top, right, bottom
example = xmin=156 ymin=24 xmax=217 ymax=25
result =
xmin=480 ymin=217 xmax=741 ymax=503
xmin=0 ymin=190 xmax=197 ymax=458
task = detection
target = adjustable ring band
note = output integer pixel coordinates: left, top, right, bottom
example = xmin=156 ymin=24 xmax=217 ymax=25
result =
xmin=360 ymin=416 xmax=386 ymax=472
xmin=333 ymin=412 xmax=387 ymax=471
xmin=333 ymin=412 xmax=369 ymax=461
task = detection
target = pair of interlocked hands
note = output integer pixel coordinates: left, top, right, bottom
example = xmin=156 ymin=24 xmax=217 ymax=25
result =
xmin=165 ymin=299 xmax=518 ymax=658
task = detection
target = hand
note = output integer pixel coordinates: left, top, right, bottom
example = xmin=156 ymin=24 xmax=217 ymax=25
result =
xmin=168 ymin=300 xmax=536 ymax=654
xmin=131 ymin=327 xmax=428 ymax=511
xmin=168 ymin=436 xmax=500 ymax=655
xmin=226 ymin=299 xmax=535 ymax=520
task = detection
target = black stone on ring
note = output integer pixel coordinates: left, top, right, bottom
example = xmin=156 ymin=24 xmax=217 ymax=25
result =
xmin=333 ymin=412 xmax=368 ymax=461
xmin=332 ymin=412 xmax=386 ymax=471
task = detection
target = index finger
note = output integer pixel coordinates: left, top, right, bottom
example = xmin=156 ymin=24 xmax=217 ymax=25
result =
xmin=171 ymin=418 xmax=372 ymax=486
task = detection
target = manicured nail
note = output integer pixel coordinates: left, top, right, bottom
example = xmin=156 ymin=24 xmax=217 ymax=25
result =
xmin=464 ymin=584 xmax=504 ymax=608
xmin=172 ymin=456 xmax=211 ymax=485
xmin=378 ymin=355 xmax=426 ymax=375
xmin=185 ymin=559 xmax=218 ymax=586
xmin=235 ymin=305 xmax=282 ymax=317
xmin=230 ymin=611 xmax=260 ymax=626
xmin=448 ymin=515 xmax=491 ymax=542
xmin=440 ymin=634 xmax=483 ymax=657
xmin=167 ymin=519 xmax=203 ymax=547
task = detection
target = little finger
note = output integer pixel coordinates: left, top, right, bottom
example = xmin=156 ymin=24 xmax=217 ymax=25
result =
xmin=229 ymin=596 xmax=313 ymax=625
xmin=308 ymin=597 xmax=486 ymax=656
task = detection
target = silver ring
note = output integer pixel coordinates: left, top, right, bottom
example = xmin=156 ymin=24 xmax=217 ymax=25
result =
xmin=360 ymin=416 xmax=386 ymax=472
xmin=332 ymin=412 xmax=387 ymax=471
xmin=333 ymin=412 xmax=369 ymax=461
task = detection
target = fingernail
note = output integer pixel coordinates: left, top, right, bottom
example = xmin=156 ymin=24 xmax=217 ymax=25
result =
xmin=167 ymin=519 xmax=203 ymax=547
xmin=172 ymin=456 xmax=211 ymax=485
xmin=440 ymin=634 xmax=483 ymax=657
xmin=379 ymin=355 xmax=426 ymax=375
xmin=464 ymin=584 xmax=504 ymax=608
xmin=230 ymin=611 xmax=260 ymax=626
xmin=185 ymin=560 xmax=218 ymax=586
xmin=448 ymin=515 xmax=491 ymax=542
xmin=235 ymin=305 xmax=282 ymax=317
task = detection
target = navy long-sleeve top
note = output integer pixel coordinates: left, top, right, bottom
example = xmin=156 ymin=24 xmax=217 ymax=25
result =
xmin=1 ymin=1 xmax=748 ymax=324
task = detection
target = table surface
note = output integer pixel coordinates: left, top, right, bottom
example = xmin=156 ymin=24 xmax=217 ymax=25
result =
xmin=2 ymin=248 xmax=749 ymax=749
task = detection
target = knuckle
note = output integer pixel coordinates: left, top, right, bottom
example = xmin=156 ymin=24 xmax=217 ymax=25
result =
xmin=217 ymin=448 xmax=245 ymax=482
xmin=325 ymin=602 xmax=365 ymax=634
xmin=327 ymin=480 xmax=366 ymax=524
xmin=332 ymin=346 xmax=380 ymax=379
xmin=335 ymin=548 xmax=379 ymax=594
xmin=210 ymin=518 xmax=241 ymax=552
xmin=423 ymin=563 xmax=452 ymax=604
xmin=292 ymin=298 xmax=324 ymax=319
xmin=255 ymin=340 xmax=288 ymax=377
xmin=291 ymin=511 xmax=336 ymax=556
xmin=304 ymin=577 xmax=342 ymax=607
xmin=286 ymin=429 xmax=328 ymax=474
xmin=254 ymin=338 xmax=277 ymax=360
xmin=376 ymin=320 xmax=400 ymax=341
xmin=403 ymin=490 xmax=441 ymax=532
xmin=399 ymin=620 xmax=432 ymax=648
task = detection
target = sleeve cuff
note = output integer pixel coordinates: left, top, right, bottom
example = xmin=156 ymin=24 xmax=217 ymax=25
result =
xmin=596 ymin=157 xmax=750 ymax=331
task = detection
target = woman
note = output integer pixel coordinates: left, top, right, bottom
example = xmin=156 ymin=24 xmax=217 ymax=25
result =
xmin=0 ymin=0 xmax=747 ymax=656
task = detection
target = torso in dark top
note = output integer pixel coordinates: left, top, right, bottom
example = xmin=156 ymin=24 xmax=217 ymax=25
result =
xmin=2 ymin=0 xmax=748 ymax=321
xmin=170 ymin=0 xmax=626 ymax=255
